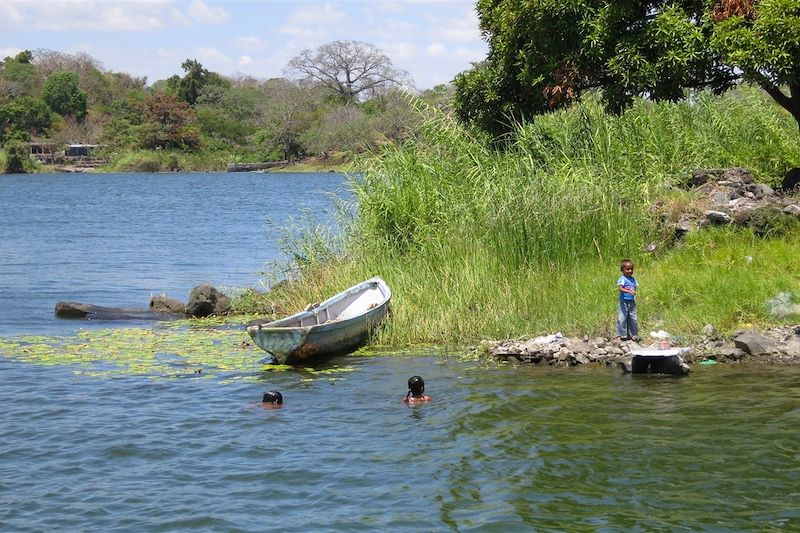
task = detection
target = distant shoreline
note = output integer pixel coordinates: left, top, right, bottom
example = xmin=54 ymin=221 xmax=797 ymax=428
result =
xmin=33 ymin=155 xmax=349 ymax=174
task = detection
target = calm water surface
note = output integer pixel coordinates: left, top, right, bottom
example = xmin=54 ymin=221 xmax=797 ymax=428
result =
xmin=1 ymin=173 xmax=799 ymax=531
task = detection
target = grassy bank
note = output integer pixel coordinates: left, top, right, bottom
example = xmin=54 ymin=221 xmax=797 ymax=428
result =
xmin=87 ymin=149 xmax=350 ymax=173
xmin=242 ymin=86 xmax=800 ymax=345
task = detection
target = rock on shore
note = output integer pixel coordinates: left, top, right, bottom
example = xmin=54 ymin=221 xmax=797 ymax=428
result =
xmin=485 ymin=326 xmax=800 ymax=369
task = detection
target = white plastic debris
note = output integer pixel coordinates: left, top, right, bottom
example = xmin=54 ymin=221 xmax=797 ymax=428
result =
xmin=649 ymin=330 xmax=671 ymax=339
xmin=531 ymin=332 xmax=564 ymax=344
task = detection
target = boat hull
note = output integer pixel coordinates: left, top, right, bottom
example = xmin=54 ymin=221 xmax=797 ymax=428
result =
xmin=629 ymin=348 xmax=691 ymax=375
xmin=246 ymin=278 xmax=391 ymax=365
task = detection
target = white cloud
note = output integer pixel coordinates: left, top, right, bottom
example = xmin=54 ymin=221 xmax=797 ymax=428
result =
xmin=0 ymin=47 xmax=24 ymax=58
xmin=194 ymin=46 xmax=229 ymax=63
xmin=100 ymin=6 xmax=166 ymax=31
xmin=235 ymin=36 xmax=265 ymax=51
xmin=187 ymin=0 xmax=229 ymax=23
xmin=238 ymin=54 xmax=253 ymax=66
xmin=429 ymin=7 xmax=481 ymax=43
xmin=169 ymin=6 xmax=192 ymax=27
xmin=0 ymin=2 xmax=25 ymax=29
xmin=0 ymin=0 xmax=231 ymax=32
xmin=382 ymin=42 xmax=416 ymax=62
xmin=279 ymin=3 xmax=346 ymax=39
xmin=3 ymin=1 xmax=169 ymax=31
xmin=156 ymin=48 xmax=176 ymax=60
xmin=427 ymin=42 xmax=446 ymax=57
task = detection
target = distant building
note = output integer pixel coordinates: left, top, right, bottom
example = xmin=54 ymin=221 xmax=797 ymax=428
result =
xmin=29 ymin=142 xmax=58 ymax=155
xmin=65 ymin=144 xmax=99 ymax=157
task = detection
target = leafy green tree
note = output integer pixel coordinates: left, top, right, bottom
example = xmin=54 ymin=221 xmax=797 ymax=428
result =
xmin=256 ymin=79 xmax=318 ymax=161
xmin=361 ymin=89 xmax=418 ymax=142
xmin=195 ymin=105 xmax=253 ymax=146
xmin=172 ymin=59 xmax=231 ymax=106
xmin=42 ymin=71 xmax=88 ymax=119
xmin=3 ymin=139 xmax=31 ymax=173
xmin=300 ymin=105 xmax=372 ymax=156
xmin=286 ymin=40 xmax=411 ymax=104
xmin=0 ymin=50 xmax=37 ymax=100
xmin=418 ymin=84 xmax=456 ymax=113
xmin=0 ymin=96 xmax=53 ymax=143
xmin=139 ymin=92 xmax=201 ymax=149
xmin=454 ymin=0 xmax=800 ymax=136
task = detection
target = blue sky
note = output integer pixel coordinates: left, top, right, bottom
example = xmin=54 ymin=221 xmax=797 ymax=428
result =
xmin=0 ymin=0 xmax=487 ymax=90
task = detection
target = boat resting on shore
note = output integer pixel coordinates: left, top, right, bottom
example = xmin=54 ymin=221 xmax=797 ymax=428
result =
xmin=246 ymin=277 xmax=391 ymax=365
xmin=628 ymin=348 xmax=692 ymax=375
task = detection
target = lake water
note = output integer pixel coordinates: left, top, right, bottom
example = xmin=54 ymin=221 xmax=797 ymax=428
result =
xmin=1 ymin=173 xmax=799 ymax=531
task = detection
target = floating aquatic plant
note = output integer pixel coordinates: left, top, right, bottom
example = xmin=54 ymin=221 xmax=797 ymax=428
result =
xmin=0 ymin=324 xmax=351 ymax=381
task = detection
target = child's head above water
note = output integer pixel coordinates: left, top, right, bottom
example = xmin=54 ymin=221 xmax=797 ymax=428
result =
xmin=262 ymin=390 xmax=283 ymax=405
xmin=407 ymin=375 xmax=425 ymax=397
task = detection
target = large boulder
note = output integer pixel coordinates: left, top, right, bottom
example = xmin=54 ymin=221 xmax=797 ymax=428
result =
xmin=149 ymin=295 xmax=186 ymax=314
xmin=185 ymin=285 xmax=230 ymax=317
xmin=733 ymin=330 xmax=778 ymax=356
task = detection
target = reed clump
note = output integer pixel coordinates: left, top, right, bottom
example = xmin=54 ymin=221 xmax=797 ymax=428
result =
xmin=249 ymin=86 xmax=800 ymax=345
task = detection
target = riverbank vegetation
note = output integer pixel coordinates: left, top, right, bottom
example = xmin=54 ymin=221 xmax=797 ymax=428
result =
xmin=242 ymin=86 xmax=800 ymax=346
xmin=245 ymin=0 xmax=800 ymax=347
xmin=1 ymin=43 xmax=447 ymax=173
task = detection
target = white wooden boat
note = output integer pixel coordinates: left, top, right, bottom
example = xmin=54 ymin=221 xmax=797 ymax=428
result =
xmin=247 ymin=277 xmax=391 ymax=365
xmin=630 ymin=348 xmax=691 ymax=375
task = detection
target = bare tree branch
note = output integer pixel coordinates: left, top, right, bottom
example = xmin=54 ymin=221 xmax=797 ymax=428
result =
xmin=286 ymin=40 xmax=412 ymax=103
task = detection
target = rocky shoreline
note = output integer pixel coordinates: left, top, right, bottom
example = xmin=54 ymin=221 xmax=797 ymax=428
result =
xmin=485 ymin=325 xmax=800 ymax=370
xmin=483 ymin=167 xmax=800 ymax=372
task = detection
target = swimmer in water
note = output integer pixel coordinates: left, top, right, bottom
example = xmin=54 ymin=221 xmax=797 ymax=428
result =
xmin=403 ymin=375 xmax=431 ymax=403
xmin=262 ymin=390 xmax=283 ymax=407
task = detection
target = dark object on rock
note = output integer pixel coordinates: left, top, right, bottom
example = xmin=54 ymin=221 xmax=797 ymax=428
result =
xmin=185 ymin=284 xmax=231 ymax=317
xmin=149 ymin=295 xmax=186 ymax=314
xmin=55 ymin=301 xmax=177 ymax=321
xmin=782 ymin=167 xmax=800 ymax=192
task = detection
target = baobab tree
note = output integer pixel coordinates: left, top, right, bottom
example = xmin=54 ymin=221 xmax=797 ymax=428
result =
xmin=286 ymin=40 xmax=412 ymax=104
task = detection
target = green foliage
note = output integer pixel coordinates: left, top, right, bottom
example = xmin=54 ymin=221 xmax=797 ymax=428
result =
xmin=42 ymin=70 xmax=88 ymax=119
xmin=195 ymin=104 xmax=253 ymax=145
xmin=710 ymin=0 xmax=800 ymax=85
xmin=175 ymin=59 xmax=231 ymax=106
xmin=0 ymin=52 xmax=37 ymax=99
xmin=455 ymin=0 xmax=800 ymax=136
xmin=138 ymin=93 xmax=201 ymax=150
xmin=0 ymin=95 xmax=53 ymax=143
xmin=301 ymin=105 xmax=371 ymax=155
xmin=265 ymin=87 xmax=800 ymax=345
xmin=2 ymin=139 xmax=31 ymax=173
xmin=102 ymin=148 xmax=230 ymax=172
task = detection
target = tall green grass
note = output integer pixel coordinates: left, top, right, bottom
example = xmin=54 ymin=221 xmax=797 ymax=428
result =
xmin=250 ymin=86 xmax=800 ymax=345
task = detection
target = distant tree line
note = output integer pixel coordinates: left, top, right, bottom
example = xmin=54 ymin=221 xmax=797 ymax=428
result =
xmin=0 ymin=40 xmax=454 ymax=168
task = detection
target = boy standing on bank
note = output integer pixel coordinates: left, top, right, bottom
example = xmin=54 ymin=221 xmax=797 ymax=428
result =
xmin=617 ymin=259 xmax=639 ymax=341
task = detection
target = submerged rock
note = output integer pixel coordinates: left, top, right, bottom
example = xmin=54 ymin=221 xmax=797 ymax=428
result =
xmin=56 ymin=284 xmax=230 ymax=321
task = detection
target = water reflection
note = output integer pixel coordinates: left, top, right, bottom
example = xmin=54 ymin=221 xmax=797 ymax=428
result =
xmin=2 ymin=350 xmax=800 ymax=531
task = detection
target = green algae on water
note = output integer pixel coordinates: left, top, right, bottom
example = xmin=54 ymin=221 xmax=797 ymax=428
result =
xmin=0 ymin=324 xmax=361 ymax=381
xmin=0 ymin=326 xmax=268 ymax=380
